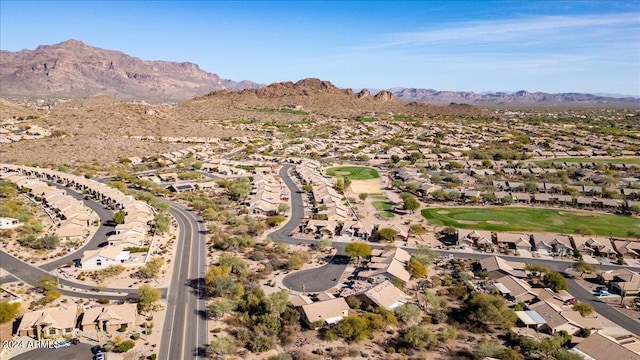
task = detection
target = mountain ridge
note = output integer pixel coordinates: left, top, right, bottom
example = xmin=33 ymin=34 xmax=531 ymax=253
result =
xmin=0 ymin=39 xmax=261 ymax=103
xmin=386 ymin=87 xmax=639 ymax=105
xmin=1 ymin=39 xmax=638 ymax=106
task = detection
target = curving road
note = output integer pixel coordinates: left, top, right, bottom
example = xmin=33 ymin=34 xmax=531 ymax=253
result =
xmin=272 ymin=164 xmax=349 ymax=292
xmin=158 ymin=203 xmax=208 ymax=360
xmin=273 ymin=163 xmax=640 ymax=336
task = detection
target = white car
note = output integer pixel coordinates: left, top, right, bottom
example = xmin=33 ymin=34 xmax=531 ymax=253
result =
xmin=53 ymin=340 xmax=71 ymax=348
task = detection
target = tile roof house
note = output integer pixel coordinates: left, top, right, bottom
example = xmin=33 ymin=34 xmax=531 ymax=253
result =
xmin=359 ymin=280 xmax=409 ymax=310
xmin=532 ymin=234 xmax=573 ymax=256
xmin=571 ymin=236 xmax=617 ymax=258
xmin=359 ymin=248 xmax=412 ymax=284
xmin=80 ymin=244 xmax=131 ymax=269
xmin=457 ymin=229 xmax=493 ymax=250
xmin=299 ymin=297 xmax=350 ymax=329
xmin=81 ymin=303 xmax=137 ymax=333
xmin=492 ymin=275 xmax=537 ymax=303
xmin=478 ymin=256 xmax=527 ymax=279
xmin=570 ymin=332 xmax=640 ymax=360
xmin=495 ymin=233 xmax=532 ymax=251
xmin=528 ymin=300 xmax=580 ymax=335
xmin=17 ymin=307 xmax=78 ymax=339
xmin=608 ymin=269 xmax=640 ymax=295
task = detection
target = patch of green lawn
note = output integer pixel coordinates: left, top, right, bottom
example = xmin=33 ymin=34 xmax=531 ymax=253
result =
xmin=372 ymin=200 xmax=395 ymax=218
xmin=421 ymin=207 xmax=640 ymax=237
xmin=326 ymin=166 xmax=380 ymax=180
xmin=535 ymin=157 xmax=640 ymax=166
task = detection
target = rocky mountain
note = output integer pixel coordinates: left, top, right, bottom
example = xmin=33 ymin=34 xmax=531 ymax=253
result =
xmin=389 ymin=88 xmax=640 ymax=106
xmin=0 ymin=39 xmax=260 ymax=103
xmin=187 ymin=78 xmax=483 ymax=118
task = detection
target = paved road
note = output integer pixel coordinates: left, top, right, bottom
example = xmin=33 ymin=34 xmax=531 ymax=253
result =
xmin=565 ymin=278 xmax=640 ymax=336
xmin=40 ymin=183 xmax=115 ymax=271
xmin=273 ymin=163 xmax=640 ymax=336
xmin=159 ymin=203 xmax=208 ymax=360
xmin=9 ymin=343 xmax=93 ymax=360
xmin=272 ymin=164 xmax=351 ymax=292
xmin=0 ymin=182 xmax=157 ymax=300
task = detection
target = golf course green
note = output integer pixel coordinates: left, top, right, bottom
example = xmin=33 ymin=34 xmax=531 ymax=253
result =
xmin=326 ymin=166 xmax=380 ymax=180
xmin=421 ymin=207 xmax=640 ymax=237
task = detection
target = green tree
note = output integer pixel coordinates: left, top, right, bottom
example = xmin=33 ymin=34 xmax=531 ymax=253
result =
xmin=413 ymin=246 xmax=438 ymax=265
xmin=404 ymin=325 xmax=438 ymax=350
xmin=409 ymin=224 xmax=426 ymax=236
xmin=113 ymin=210 xmax=126 ymax=224
xmin=572 ymin=302 xmax=594 ymax=317
xmin=394 ymin=303 xmax=422 ymax=325
xmin=154 ymin=214 xmax=170 ymax=234
xmin=336 ymin=316 xmax=372 ymax=341
xmin=402 ymin=194 xmax=420 ymax=212
xmin=218 ymin=255 xmax=250 ymax=278
xmin=407 ymin=259 xmax=428 ymax=278
xmin=37 ymin=276 xmax=58 ymax=293
xmin=137 ymin=257 xmax=164 ymax=279
xmin=0 ymin=302 xmax=21 ymax=324
xmin=137 ymin=285 xmax=161 ymax=314
xmin=359 ymin=192 xmax=368 ymax=202
xmin=466 ymin=293 xmax=517 ymax=329
xmin=572 ymin=260 xmax=597 ymax=278
xmin=345 ymin=242 xmax=372 ymax=264
xmin=207 ymin=299 xmax=236 ymax=318
xmin=377 ymin=227 xmax=398 ymax=242
xmin=544 ymin=272 xmax=568 ymax=292
xmin=248 ymin=335 xmax=275 ymax=353
xmin=277 ymin=203 xmax=290 ymax=214
xmin=335 ymin=178 xmax=345 ymax=193
xmin=208 ymin=336 xmax=236 ymax=357
xmin=117 ymin=340 xmax=135 ymax=352
xmin=476 ymin=340 xmax=504 ymax=358
xmin=287 ymin=254 xmax=306 ymax=270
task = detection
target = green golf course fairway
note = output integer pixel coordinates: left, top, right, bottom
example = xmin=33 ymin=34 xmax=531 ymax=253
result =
xmin=326 ymin=166 xmax=380 ymax=180
xmin=421 ymin=207 xmax=640 ymax=237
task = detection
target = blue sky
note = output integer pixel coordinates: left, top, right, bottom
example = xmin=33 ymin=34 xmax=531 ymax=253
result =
xmin=1 ymin=1 xmax=639 ymax=95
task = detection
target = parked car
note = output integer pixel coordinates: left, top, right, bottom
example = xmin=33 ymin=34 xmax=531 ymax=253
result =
xmin=597 ymin=290 xmax=611 ymax=296
xmin=53 ymin=340 xmax=71 ymax=349
xmin=95 ymin=352 xmax=106 ymax=360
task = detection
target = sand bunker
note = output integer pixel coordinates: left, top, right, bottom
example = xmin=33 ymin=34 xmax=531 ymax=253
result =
xmin=437 ymin=210 xmax=451 ymax=215
xmin=486 ymin=221 xmax=508 ymax=225
xmin=458 ymin=220 xmax=479 ymax=224
xmin=558 ymin=211 xmax=594 ymax=218
xmin=349 ymin=179 xmax=382 ymax=194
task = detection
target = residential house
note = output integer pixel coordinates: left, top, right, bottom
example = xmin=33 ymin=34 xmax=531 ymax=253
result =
xmin=531 ymin=234 xmax=573 ymax=256
xmin=528 ymin=300 xmax=580 ymax=335
xmin=495 ymin=232 xmax=532 ymax=251
xmin=359 ymin=248 xmax=412 ymax=284
xmin=477 ymin=256 xmax=527 ymax=279
xmin=299 ymin=298 xmax=350 ymax=329
xmin=608 ymin=269 xmax=640 ymax=295
xmin=612 ymin=240 xmax=640 ymax=259
xmin=359 ymin=280 xmax=409 ymax=310
xmin=571 ymin=236 xmax=617 ymax=258
xmin=570 ymin=333 xmax=640 ymax=360
xmin=17 ymin=307 xmax=78 ymax=339
xmin=492 ymin=275 xmax=537 ymax=304
xmin=457 ymin=229 xmax=493 ymax=250
xmin=80 ymin=244 xmax=131 ymax=269
xmin=81 ymin=303 xmax=137 ymax=333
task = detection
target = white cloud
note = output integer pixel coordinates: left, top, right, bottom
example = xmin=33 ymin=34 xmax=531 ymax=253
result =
xmin=371 ymin=13 xmax=640 ymax=48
